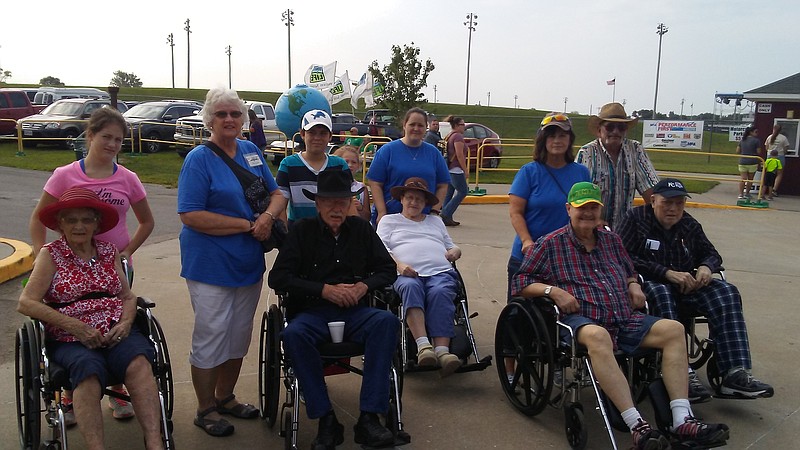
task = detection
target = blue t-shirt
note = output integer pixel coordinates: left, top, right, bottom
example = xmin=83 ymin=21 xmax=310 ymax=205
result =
xmin=509 ymin=161 xmax=590 ymax=261
xmin=367 ymin=139 xmax=450 ymax=215
xmin=276 ymin=153 xmax=349 ymax=222
xmin=177 ymin=139 xmax=279 ymax=287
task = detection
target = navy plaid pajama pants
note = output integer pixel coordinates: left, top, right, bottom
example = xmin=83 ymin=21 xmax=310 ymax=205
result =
xmin=642 ymin=279 xmax=751 ymax=373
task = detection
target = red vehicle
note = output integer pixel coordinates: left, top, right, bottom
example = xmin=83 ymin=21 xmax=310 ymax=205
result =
xmin=0 ymin=89 xmax=45 ymax=135
xmin=438 ymin=121 xmax=503 ymax=168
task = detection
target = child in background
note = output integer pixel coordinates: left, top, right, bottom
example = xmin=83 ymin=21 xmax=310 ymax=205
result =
xmin=763 ymin=149 xmax=782 ymax=200
xmin=334 ymin=145 xmax=371 ymax=221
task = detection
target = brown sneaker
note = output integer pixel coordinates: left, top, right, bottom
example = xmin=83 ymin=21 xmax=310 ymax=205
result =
xmin=416 ymin=344 xmax=436 ymax=367
xmin=437 ymin=352 xmax=461 ymax=378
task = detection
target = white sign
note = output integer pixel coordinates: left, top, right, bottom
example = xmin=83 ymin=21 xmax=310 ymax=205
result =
xmin=642 ymin=120 xmax=704 ymax=149
xmin=729 ymin=125 xmax=747 ymax=142
xmin=757 ymin=103 xmax=772 ymax=114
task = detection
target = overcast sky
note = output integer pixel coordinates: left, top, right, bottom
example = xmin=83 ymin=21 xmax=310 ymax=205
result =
xmin=2 ymin=0 xmax=797 ymax=116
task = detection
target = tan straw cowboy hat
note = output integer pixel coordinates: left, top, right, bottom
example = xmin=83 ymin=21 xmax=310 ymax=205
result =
xmin=587 ymin=102 xmax=639 ymax=136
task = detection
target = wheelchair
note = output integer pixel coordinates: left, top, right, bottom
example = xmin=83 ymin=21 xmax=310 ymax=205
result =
xmin=495 ymin=297 xmax=671 ymax=450
xmin=380 ymin=264 xmax=492 ymax=374
xmin=257 ymin=289 xmax=410 ymax=450
xmin=14 ymin=258 xmax=174 ymax=450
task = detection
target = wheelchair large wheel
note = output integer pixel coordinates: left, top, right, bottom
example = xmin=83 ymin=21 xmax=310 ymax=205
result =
xmin=564 ymin=402 xmax=588 ymax=450
xmin=494 ymin=300 xmax=554 ymax=416
xmin=15 ymin=322 xmax=42 ymax=450
xmin=259 ymin=305 xmax=283 ymax=427
xmin=150 ymin=315 xmax=174 ymax=420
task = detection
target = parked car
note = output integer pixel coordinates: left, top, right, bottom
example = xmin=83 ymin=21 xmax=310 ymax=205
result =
xmin=32 ymin=87 xmax=109 ymax=105
xmin=18 ymin=98 xmax=128 ymax=148
xmin=0 ymin=89 xmax=46 ymax=135
xmin=437 ymin=122 xmax=503 ymax=168
xmin=123 ymin=100 xmax=202 ymax=153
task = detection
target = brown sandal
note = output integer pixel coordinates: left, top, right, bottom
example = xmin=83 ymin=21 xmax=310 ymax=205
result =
xmin=216 ymin=394 xmax=259 ymax=419
xmin=194 ymin=406 xmax=234 ymax=437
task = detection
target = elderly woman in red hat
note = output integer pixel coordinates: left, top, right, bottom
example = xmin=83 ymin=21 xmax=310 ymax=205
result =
xmin=18 ymin=187 xmax=164 ymax=450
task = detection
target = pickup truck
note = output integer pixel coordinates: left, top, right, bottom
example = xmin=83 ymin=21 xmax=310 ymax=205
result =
xmin=0 ymin=89 xmax=46 ymax=135
xmin=329 ymin=111 xmax=401 ymax=148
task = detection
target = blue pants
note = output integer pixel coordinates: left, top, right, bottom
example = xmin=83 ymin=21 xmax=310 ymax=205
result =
xmin=442 ymin=172 xmax=468 ymax=219
xmin=282 ymin=304 xmax=399 ymax=419
xmin=642 ymin=279 xmax=751 ymax=373
xmin=394 ymin=270 xmax=458 ymax=338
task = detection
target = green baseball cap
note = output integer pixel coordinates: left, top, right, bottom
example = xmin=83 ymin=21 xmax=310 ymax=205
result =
xmin=567 ymin=182 xmax=604 ymax=207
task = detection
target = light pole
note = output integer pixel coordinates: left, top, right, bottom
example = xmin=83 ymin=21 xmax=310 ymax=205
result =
xmin=166 ymin=33 xmax=175 ymax=88
xmin=680 ymin=98 xmax=685 ymax=119
xmin=487 ymin=91 xmax=490 ymax=107
xmin=652 ymin=22 xmax=668 ymax=119
xmin=184 ymin=19 xmax=191 ymax=89
xmin=433 ymin=84 xmax=437 ymax=103
xmin=225 ymin=45 xmax=232 ymax=89
xmin=282 ymin=9 xmax=294 ymax=88
xmin=514 ymin=95 xmax=518 ymax=109
xmin=563 ymin=97 xmax=568 ymax=113
xmin=464 ymin=13 xmax=477 ymax=105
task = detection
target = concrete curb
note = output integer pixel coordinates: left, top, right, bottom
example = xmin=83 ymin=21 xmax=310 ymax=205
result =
xmin=0 ymin=238 xmax=33 ymax=284
xmin=462 ymin=194 xmax=772 ymax=211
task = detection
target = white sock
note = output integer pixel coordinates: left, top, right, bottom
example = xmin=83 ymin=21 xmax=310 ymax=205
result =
xmin=415 ymin=337 xmax=431 ymax=349
xmin=507 ymin=374 xmax=514 ymax=384
xmin=621 ymin=407 xmax=643 ymax=431
xmin=434 ymin=346 xmax=449 ymax=356
xmin=670 ymin=399 xmax=692 ymax=429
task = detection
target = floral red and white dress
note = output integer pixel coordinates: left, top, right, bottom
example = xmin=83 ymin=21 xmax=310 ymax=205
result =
xmin=43 ymin=237 xmax=123 ymax=342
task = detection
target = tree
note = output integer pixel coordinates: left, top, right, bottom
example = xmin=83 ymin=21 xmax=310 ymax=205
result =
xmin=0 ymin=68 xmax=11 ymax=84
xmin=110 ymin=70 xmax=143 ymax=88
xmin=368 ymin=43 xmax=434 ymax=118
xmin=39 ymin=76 xmax=65 ymax=86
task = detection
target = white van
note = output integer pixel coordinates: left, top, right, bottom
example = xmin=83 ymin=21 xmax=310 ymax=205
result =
xmin=33 ymin=87 xmax=109 ymax=105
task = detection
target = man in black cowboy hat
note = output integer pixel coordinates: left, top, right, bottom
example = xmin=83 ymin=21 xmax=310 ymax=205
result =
xmin=575 ymin=102 xmax=659 ymax=229
xmin=268 ymin=169 xmax=400 ymax=449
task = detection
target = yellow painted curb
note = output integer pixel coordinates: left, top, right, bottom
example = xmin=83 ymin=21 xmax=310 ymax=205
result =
xmin=463 ymin=195 xmax=771 ymax=210
xmin=0 ymin=238 xmax=34 ymax=284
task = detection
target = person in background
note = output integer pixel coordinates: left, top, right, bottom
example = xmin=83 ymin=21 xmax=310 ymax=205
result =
xmin=28 ymin=106 xmax=155 ymax=425
xmin=247 ymin=109 xmax=267 ymax=152
xmin=178 ymin=87 xmax=284 ymax=437
xmin=276 ymin=110 xmax=349 ymax=224
xmin=423 ymin=116 xmax=442 ymax=146
xmin=440 ymin=115 xmax=468 ymax=227
xmin=736 ymin=126 xmax=764 ymax=200
xmin=575 ymin=102 xmax=659 ymax=229
xmin=333 ymin=145 xmax=371 ymax=221
xmin=367 ymin=107 xmax=450 ymax=225
xmin=344 ymin=126 xmax=366 ymax=150
xmin=763 ymin=149 xmax=782 ymax=200
xmin=765 ymin=124 xmax=790 ymax=196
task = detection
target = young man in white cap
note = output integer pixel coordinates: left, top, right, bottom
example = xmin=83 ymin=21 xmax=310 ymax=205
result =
xmin=275 ymin=109 xmax=350 ymax=223
xmin=575 ymin=102 xmax=659 ymax=229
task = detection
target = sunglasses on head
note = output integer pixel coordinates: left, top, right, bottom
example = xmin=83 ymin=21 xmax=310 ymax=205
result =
xmin=541 ymin=114 xmax=570 ymax=126
xmin=602 ymin=122 xmax=628 ymax=132
xmin=214 ymin=110 xmax=243 ymax=119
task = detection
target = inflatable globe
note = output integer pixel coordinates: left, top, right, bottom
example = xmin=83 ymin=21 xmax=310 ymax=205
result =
xmin=275 ymin=84 xmax=332 ymax=139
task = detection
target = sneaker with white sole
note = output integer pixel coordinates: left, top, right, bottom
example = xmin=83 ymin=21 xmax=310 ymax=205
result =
xmin=719 ymin=368 xmax=774 ymax=398
xmin=688 ymin=370 xmax=712 ymax=403
xmin=108 ymin=388 xmax=135 ymax=419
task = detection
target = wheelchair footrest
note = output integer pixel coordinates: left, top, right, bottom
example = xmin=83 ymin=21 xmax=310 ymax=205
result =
xmin=455 ymin=356 xmax=493 ymax=373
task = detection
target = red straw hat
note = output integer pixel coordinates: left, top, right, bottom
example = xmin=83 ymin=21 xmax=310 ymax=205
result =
xmin=39 ymin=187 xmax=119 ymax=233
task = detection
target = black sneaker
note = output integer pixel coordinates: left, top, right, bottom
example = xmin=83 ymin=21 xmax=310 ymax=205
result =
xmin=688 ymin=370 xmax=712 ymax=403
xmin=670 ymin=415 xmax=729 ymax=447
xmin=354 ymin=412 xmax=394 ymax=448
xmin=719 ymin=368 xmax=774 ymax=398
xmin=631 ymin=419 xmax=671 ymax=450
xmin=312 ymin=411 xmax=344 ymax=450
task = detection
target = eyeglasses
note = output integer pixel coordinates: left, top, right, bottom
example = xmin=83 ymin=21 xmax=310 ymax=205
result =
xmin=60 ymin=216 xmax=99 ymax=225
xmin=214 ymin=110 xmax=243 ymax=119
xmin=602 ymin=122 xmax=628 ymax=132
xmin=541 ymin=114 xmax=570 ymax=126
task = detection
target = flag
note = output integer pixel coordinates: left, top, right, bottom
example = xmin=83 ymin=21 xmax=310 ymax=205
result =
xmin=606 ymin=78 xmax=616 ymax=86
xmin=351 ymin=71 xmax=371 ymax=109
xmin=324 ymin=71 xmax=351 ymax=104
xmin=304 ymin=61 xmax=337 ymax=89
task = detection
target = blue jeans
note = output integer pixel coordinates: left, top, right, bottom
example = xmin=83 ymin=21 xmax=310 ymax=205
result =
xmin=281 ymin=304 xmax=399 ymax=419
xmin=442 ymin=172 xmax=468 ymax=219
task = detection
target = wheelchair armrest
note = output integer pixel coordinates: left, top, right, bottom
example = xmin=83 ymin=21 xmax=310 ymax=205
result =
xmin=137 ymin=296 xmax=155 ymax=309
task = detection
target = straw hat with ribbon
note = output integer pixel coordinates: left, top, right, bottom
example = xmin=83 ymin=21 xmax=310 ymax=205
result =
xmin=587 ymin=102 xmax=639 ymax=136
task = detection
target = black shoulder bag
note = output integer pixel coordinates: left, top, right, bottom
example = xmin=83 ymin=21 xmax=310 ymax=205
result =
xmin=206 ymin=142 xmax=288 ymax=252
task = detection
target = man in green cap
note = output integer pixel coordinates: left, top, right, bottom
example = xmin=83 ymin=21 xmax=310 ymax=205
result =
xmin=511 ymin=181 xmax=730 ymax=449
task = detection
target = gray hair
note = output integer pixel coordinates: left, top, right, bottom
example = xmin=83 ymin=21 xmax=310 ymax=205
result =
xmin=201 ymin=88 xmax=247 ymax=128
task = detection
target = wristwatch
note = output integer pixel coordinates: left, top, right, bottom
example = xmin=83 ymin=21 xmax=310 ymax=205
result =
xmin=543 ymin=285 xmax=553 ymax=297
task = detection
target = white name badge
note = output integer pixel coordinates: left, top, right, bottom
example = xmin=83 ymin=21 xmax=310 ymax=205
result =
xmin=645 ymin=239 xmax=661 ymax=251
xmin=245 ymin=153 xmax=263 ymax=167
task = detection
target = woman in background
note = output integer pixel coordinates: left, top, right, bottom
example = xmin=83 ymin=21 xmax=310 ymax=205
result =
xmin=247 ymin=109 xmax=267 ymax=152
xmin=440 ymin=115 xmax=468 ymax=227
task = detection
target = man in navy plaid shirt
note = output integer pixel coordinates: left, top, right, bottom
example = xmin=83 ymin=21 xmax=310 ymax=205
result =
xmin=513 ymin=181 xmax=729 ymax=449
xmin=617 ymin=178 xmax=773 ymax=402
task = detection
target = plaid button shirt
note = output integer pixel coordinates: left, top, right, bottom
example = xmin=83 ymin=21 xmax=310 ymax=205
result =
xmin=512 ymin=224 xmax=641 ymax=345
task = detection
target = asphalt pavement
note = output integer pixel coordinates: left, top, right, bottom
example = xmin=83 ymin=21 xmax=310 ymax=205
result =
xmin=1 ymin=170 xmax=799 ymax=449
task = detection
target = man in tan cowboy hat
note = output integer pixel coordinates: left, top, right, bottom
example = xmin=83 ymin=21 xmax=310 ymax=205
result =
xmin=575 ymin=102 xmax=659 ymax=229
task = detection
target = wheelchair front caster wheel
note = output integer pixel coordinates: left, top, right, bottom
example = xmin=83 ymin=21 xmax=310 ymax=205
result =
xmin=564 ymin=402 xmax=587 ymax=450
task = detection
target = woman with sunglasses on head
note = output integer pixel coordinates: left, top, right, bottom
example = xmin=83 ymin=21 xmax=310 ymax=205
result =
xmin=575 ymin=102 xmax=659 ymax=229
xmin=177 ymin=88 xmax=284 ymax=437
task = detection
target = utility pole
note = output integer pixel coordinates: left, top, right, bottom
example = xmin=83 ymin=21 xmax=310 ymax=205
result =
xmin=680 ymin=98 xmax=685 ymax=119
xmin=166 ymin=33 xmax=175 ymax=89
xmin=514 ymin=95 xmax=518 ymax=109
xmin=563 ymin=97 xmax=568 ymax=113
xmin=487 ymin=92 xmax=490 ymax=107
xmin=463 ymin=13 xmax=477 ymax=105
xmin=184 ymin=19 xmax=191 ymax=89
xmin=225 ymin=45 xmax=232 ymax=89
xmin=433 ymin=85 xmax=437 ymax=103
xmin=652 ymin=22 xmax=668 ymax=119
xmin=282 ymin=9 xmax=294 ymax=87
xmin=690 ymin=103 xmax=694 ymax=119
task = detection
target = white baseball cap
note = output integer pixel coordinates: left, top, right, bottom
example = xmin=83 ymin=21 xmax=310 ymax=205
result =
xmin=301 ymin=109 xmax=332 ymax=132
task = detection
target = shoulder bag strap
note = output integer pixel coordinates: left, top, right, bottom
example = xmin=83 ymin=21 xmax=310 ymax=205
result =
xmin=205 ymin=141 xmax=258 ymax=190
xmin=540 ymin=162 xmax=568 ymax=197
